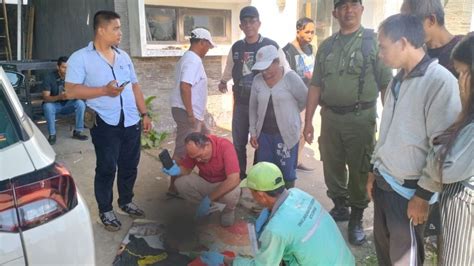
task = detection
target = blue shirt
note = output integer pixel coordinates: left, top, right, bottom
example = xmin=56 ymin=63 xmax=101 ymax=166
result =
xmin=65 ymin=42 xmax=140 ymax=127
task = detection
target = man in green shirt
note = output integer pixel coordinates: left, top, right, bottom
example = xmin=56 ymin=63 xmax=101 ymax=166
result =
xmin=304 ymin=0 xmax=392 ymax=245
xmin=199 ymin=162 xmax=354 ymax=266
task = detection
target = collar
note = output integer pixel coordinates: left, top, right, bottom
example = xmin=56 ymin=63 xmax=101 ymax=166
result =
xmin=269 ymin=188 xmax=290 ymax=219
xmin=335 ymin=26 xmax=363 ymax=40
xmin=87 ymin=41 xmax=121 ymax=54
xmin=244 ymin=34 xmax=264 ymax=45
xmin=393 ymin=54 xmax=435 ymax=82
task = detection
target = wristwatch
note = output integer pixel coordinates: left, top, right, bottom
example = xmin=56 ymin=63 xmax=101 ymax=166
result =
xmin=140 ymin=112 xmax=150 ymax=118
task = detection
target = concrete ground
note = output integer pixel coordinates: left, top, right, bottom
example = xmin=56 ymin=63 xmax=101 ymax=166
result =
xmin=38 ymin=117 xmax=379 ymax=265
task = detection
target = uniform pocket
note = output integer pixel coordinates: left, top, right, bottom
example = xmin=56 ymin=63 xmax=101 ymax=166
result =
xmin=346 ymin=51 xmax=363 ymax=75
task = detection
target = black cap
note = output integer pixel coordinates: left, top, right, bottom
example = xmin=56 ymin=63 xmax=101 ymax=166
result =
xmin=334 ymin=0 xmax=362 ymax=9
xmin=240 ymin=6 xmax=259 ymax=20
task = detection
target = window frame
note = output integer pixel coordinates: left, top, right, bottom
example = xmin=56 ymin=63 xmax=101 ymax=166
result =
xmin=145 ymin=5 xmax=232 ymax=45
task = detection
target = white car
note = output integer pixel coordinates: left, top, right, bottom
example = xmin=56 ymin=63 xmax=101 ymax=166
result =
xmin=0 ymin=67 xmax=95 ymax=265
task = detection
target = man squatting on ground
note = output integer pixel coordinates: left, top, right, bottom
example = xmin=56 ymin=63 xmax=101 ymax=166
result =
xmin=199 ymin=162 xmax=355 ymax=265
xmin=162 ymin=133 xmax=241 ymax=227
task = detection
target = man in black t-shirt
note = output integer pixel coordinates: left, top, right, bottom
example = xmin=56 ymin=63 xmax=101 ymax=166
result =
xmin=401 ymin=0 xmax=463 ymax=77
xmin=218 ymin=6 xmax=287 ymax=179
xmin=42 ymin=56 xmax=88 ymax=145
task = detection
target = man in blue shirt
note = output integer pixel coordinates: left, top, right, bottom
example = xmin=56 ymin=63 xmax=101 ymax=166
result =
xmin=65 ymin=10 xmax=152 ymax=231
xmin=42 ymin=56 xmax=88 ymax=145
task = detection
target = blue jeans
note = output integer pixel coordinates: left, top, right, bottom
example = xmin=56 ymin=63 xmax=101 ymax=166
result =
xmin=42 ymin=100 xmax=86 ymax=135
xmin=90 ymin=115 xmax=141 ymax=213
xmin=256 ymin=132 xmax=298 ymax=182
xmin=232 ymin=103 xmax=249 ymax=179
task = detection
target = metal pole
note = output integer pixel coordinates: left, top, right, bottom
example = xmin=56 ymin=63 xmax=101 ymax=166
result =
xmin=17 ymin=0 xmax=21 ymax=60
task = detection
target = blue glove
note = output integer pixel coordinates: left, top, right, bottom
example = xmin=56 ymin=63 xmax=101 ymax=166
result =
xmin=255 ymin=208 xmax=270 ymax=234
xmin=196 ymin=196 xmax=211 ymax=218
xmin=161 ymin=160 xmax=181 ymax=176
xmin=200 ymin=251 xmax=224 ymax=266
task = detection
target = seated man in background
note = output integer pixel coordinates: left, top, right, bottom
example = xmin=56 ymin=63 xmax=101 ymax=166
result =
xmin=200 ymin=162 xmax=355 ymax=265
xmin=42 ymin=56 xmax=88 ymax=145
xmin=162 ymin=132 xmax=241 ymax=227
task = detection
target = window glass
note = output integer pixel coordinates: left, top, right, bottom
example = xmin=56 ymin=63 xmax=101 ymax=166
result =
xmin=183 ymin=15 xmax=226 ymax=37
xmin=146 ymin=6 xmax=177 ymax=41
xmin=0 ymin=85 xmax=20 ymax=149
xmin=145 ymin=5 xmax=231 ymax=44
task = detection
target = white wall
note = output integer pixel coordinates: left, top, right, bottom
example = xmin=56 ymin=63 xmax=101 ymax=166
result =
xmin=250 ymin=0 xmax=298 ymax=46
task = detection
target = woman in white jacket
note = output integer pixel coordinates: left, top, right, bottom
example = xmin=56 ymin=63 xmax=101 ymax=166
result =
xmin=249 ymin=45 xmax=308 ymax=188
xmin=423 ymin=35 xmax=474 ymax=266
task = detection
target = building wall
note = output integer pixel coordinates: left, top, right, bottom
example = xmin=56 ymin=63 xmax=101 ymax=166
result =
xmin=117 ymin=0 xmax=474 ymax=134
xmin=445 ymin=0 xmax=473 ymax=34
xmin=116 ymin=0 xmax=299 ymax=133
xmin=33 ymin=0 xmax=114 ymax=59
xmin=131 ymin=56 xmax=227 ymax=132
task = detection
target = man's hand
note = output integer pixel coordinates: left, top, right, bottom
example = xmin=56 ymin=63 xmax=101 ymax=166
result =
xmin=161 ymin=161 xmax=181 ymax=176
xmin=59 ymin=92 xmax=67 ymax=101
xmin=250 ymin=136 xmax=259 ymax=149
xmin=218 ymin=81 xmax=228 ymax=93
xmin=303 ymin=123 xmax=314 ymax=144
xmin=366 ymin=172 xmax=376 ymax=202
xmin=196 ymin=196 xmax=212 ymax=218
xmin=142 ymin=115 xmax=152 ymax=134
xmin=407 ymin=195 xmax=429 ymax=226
xmin=103 ymin=80 xmax=124 ymax=97
xmin=187 ymin=114 xmax=196 ymax=128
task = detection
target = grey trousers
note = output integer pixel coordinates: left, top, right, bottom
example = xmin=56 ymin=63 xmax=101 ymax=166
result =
xmin=373 ymin=176 xmax=426 ymax=266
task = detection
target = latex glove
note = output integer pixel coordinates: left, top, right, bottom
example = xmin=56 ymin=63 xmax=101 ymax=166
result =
xmin=196 ymin=196 xmax=212 ymax=218
xmin=200 ymin=251 xmax=224 ymax=266
xmin=255 ymin=208 xmax=270 ymax=234
xmin=161 ymin=160 xmax=181 ymax=176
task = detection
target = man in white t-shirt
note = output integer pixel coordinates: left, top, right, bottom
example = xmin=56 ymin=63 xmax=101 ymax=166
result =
xmin=168 ymin=28 xmax=215 ymax=197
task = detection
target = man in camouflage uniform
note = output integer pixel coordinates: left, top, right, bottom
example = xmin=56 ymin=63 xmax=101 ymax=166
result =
xmin=304 ymin=0 xmax=392 ymax=245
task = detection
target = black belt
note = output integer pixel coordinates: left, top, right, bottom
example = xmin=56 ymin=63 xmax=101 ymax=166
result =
xmin=324 ymin=100 xmax=376 ymax=114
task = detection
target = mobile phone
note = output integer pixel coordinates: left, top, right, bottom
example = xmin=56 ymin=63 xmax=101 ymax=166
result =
xmin=119 ymin=81 xmax=130 ymax=88
xmin=159 ymin=149 xmax=174 ymax=169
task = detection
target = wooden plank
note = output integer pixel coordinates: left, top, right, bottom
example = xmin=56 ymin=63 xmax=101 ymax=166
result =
xmin=26 ymin=5 xmax=34 ymax=59
xmin=1 ymin=0 xmax=12 ymax=60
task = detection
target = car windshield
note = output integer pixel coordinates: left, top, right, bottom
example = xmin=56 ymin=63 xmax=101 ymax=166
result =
xmin=0 ymin=84 xmax=20 ymax=149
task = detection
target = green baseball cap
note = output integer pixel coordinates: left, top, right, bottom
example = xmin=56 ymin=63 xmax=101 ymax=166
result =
xmin=240 ymin=162 xmax=285 ymax=191
xmin=334 ymin=0 xmax=362 ymax=9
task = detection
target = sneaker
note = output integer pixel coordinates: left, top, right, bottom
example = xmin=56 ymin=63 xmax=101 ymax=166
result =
xmin=48 ymin=135 xmax=56 ymax=145
xmin=118 ymin=202 xmax=145 ymax=218
xmin=220 ymin=210 xmax=235 ymax=227
xmin=99 ymin=211 xmax=121 ymax=231
xmin=72 ymin=130 xmax=89 ymax=141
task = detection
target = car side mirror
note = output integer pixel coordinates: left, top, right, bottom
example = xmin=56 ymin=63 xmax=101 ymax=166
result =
xmin=5 ymin=71 xmax=25 ymax=89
